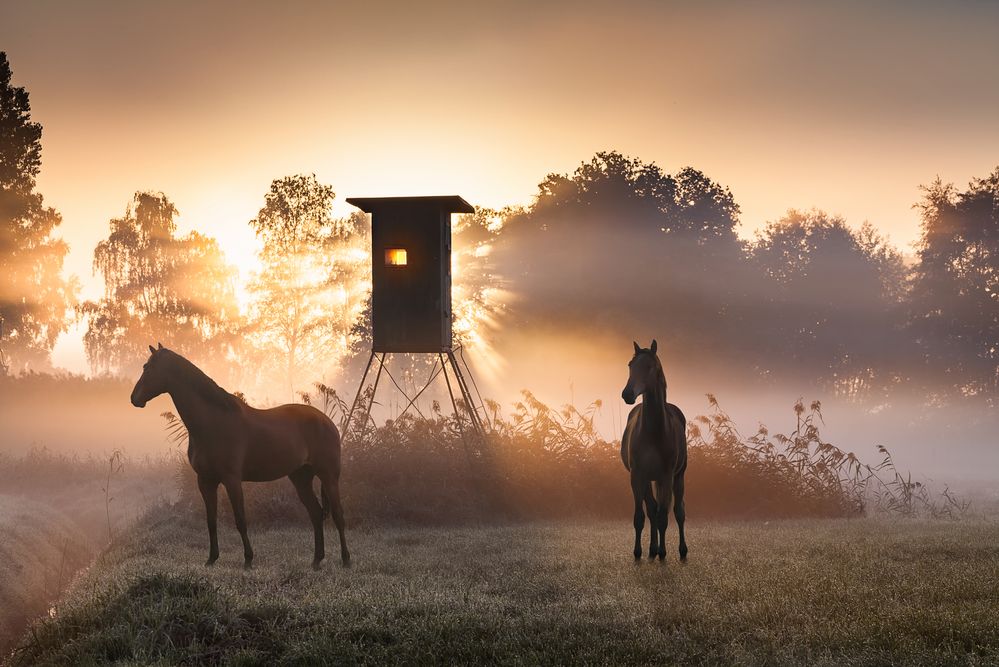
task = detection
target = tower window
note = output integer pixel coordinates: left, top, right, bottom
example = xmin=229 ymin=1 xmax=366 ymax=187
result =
xmin=385 ymin=248 xmax=407 ymax=266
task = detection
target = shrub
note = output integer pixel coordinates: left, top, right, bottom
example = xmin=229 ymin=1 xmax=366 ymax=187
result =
xmin=163 ymin=388 xmax=966 ymax=525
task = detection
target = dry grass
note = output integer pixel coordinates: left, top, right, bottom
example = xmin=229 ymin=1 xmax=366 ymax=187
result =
xmin=0 ymin=496 xmax=92 ymax=656
xmin=0 ymin=448 xmax=176 ymax=538
xmin=0 ymin=450 xmax=175 ymax=657
xmin=161 ymin=390 xmax=969 ymax=526
xmin=12 ymin=512 xmax=999 ymax=665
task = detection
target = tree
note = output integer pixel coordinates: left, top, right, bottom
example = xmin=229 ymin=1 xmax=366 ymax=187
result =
xmin=493 ymin=151 xmax=748 ymax=362
xmin=451 ymin=206 xmax=511 ymax=349
xmin=0 ymin=51 xmax=76 ymax=371
xmin=750 ymin=209 xmax=907 ymax=394
xmin=910 ymin=170 xmax=999 ymax=400
xmin=247 ymin=175 xmax=366 ymax=397
xmin=81 ymin=192 xmax=240 ymax=378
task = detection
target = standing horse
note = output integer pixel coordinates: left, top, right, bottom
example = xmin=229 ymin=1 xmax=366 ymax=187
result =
xmin=620 ymin=340 xmax=688 ymax=561
xmin=130 ymin=343 xmax=350 ymax=569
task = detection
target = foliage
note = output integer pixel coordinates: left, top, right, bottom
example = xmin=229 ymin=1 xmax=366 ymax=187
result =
xmin=80 ymin=192 xmax=241 ymax=379
xmin=102 ymin=449 xmax=125 ymax=544
xmin=493 ymin=151 xmax=752 ymax=380
xmin=451 ymin=206 xmax=511 ymax=350
xmin=531 ymin=151 xmax=740 ymax=242
xmin=487 ymin=152 xmax=998 ymax=402
xmin=689 ymin=395 xmax=970 ymax=519
xmin=910 ymin=172 xmax=999 ymax=402
xmin=246 ymin=175 xmax=367 ymax=398
xmin=688 ymin=395 xmax=866 ymax=518
xmin=163 ymin=390 xmax=964 ymax=525
xmin=0 ymin=51 xmax=76 ymax=371
xmin=750 ymin=210 xmax=908 ymax=397
xmin=868 ymin=445 xmax=971 ymax=519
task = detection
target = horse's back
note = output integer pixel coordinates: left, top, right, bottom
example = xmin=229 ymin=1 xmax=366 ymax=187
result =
xmin=243 ymin=403 xmax=342 ymax=477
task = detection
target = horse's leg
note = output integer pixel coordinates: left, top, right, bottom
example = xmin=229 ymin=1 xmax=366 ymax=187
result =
xmin=631 ymin=474 xmax=645 ymax=560
xmin=644 ymin=484 xmax=659 ymax=559
xmin=290 ymin=467 xmax=324 ymax=569
xmin=197 ymin=475 xmax=219 ymax=566
xmin=223 ymin=478 xmax=254 ymax=568
xmin=656 ymin=478 xmax=672 ymax=561
xmin=673 ymin=472 xmax=688 ymax=562
xmin=317 ymin=470 xmax=350 ymax=567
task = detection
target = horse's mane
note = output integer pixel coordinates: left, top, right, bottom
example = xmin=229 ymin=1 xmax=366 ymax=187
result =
xmin=164 ymin=350 xmax=241 ymax=411
xmin=654 ymin=354 xmax=667 ymax=402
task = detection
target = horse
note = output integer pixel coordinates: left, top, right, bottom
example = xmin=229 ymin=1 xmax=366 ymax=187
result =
xmin=130 ymin=343 xmax=350 ymax=569
xmin=620 ymin=340 xmax=688 ymax=562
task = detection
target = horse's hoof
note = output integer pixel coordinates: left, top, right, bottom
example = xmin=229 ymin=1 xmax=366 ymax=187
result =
xmin=633 ymin=549 xmax=642 ymax=560
xmin=243 ymin=560 xmax=253 ymax=570
xmin=647 ymin=551 xmax=657 ymax=560
xmin=342 ymin=555 xmax=352 ymax=568
xmin=658 ymin=551 xmax=666 ymax=561
xmin=205 ymin=555 xmax=218 ymax=567
xmin=312 ymin=560 xmax=323 ymax=571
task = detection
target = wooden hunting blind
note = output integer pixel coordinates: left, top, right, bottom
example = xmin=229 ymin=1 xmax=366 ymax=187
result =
xmin=345 ymin=196 xmax=474 ymax=353
xmin=342 ymin=195 xmax=489 ymax=448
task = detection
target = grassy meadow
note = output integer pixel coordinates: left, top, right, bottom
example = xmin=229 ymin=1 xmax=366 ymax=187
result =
xmin=4 ymin=392 xmax=993 ymax=665
xmin=10 ymin=511 xmax=999 ymax=666
xmin=0 ymin=496 xmax=92 ymax=652
xmin=0 ymin=449 xmax=175 ymax=658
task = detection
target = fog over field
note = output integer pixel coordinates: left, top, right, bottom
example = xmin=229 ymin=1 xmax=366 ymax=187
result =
xmin=1 ymin=2 xmax=998 ymax=661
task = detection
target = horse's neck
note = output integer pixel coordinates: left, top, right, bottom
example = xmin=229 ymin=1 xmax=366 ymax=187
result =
xmin=169 ymin=385 xmax=216 ymax=437
xmin=640 ymin=381 xmax=667 ymax=434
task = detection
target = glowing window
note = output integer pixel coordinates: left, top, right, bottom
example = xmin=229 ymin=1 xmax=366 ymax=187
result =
xmin=385 ymin=248 xmax=407 ymax=266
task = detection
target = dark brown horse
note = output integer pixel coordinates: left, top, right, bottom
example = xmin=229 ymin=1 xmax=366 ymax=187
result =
xmin=621 ymin=340 xmax=688 ymax=561
xmin=130 ymin=343 xmax=349 ymax=569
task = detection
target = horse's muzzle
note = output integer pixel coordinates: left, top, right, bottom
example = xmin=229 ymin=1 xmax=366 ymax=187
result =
xmin=622 ymin=388 xmax=636 ymax=405
xmin=130 ymin=393 xmax=147 ymax=408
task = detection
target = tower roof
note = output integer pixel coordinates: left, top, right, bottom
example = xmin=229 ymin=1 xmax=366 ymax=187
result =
xmin=345 ymin=195 xmax=474 ymax=215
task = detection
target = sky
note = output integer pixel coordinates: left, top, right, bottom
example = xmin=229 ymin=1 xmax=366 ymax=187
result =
xmin=1 ymin=0 xmax=998 ymax=374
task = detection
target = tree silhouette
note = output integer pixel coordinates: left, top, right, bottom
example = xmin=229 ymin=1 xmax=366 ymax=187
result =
xmin=247 ymin=175 xmax=366 ymax=397
xmin=910 ymin=170 xmax=999 ymax=400
xmin=494 ymin=151 xmax=748 ymax=362
xmin=0 ymin=51 xmax=76 ymax=371
xmin=81 ymin=192 xmax=240 ymax=377
xmin=750 ymin=210 xmax=907 ymax=395
xmin=451 ymin=206 xmax=511 ymax=348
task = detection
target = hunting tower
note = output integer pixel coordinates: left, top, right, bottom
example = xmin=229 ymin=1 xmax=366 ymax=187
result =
xmin=346 ymin=196 xmax=473 ymax=352
xmin=342 ymin=195 xmax=489 ymax=445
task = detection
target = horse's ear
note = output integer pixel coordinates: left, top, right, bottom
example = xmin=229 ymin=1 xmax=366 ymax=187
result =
xmin=650 ymin=339 xmax=658 ymax=354
xmin=148 ymin=344 xmax=156 ymax=354
xmin=157 ymin=342 xmax=163 ymax=350
xmin=633 ymin=341 xmax=641 ymax=355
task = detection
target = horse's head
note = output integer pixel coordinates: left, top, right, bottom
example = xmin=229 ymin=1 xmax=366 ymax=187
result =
xmin=622 ymin=339 xmax=664 ymax=405
xmin=130 ymin=343 xmax=170 ymax=408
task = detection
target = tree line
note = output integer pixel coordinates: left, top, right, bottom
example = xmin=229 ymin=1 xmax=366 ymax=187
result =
xmin=1 ymin=52 xmax=996 ymax=404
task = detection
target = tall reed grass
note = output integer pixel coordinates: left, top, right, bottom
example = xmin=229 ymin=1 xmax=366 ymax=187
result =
xmin=162 ymin=389 xmax=967 ymax=525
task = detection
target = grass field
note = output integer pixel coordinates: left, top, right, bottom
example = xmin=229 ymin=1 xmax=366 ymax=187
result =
xmin=0 ymin=496 xmax=92 ymax=656
xmin=11 ymin=511 xmax=999 ymax=666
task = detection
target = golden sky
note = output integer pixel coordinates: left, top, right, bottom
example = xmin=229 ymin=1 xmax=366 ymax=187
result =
xmin=2 ymin=0 xmax=998 ymax=372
